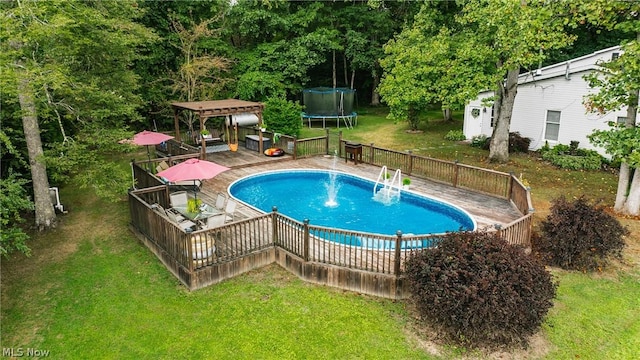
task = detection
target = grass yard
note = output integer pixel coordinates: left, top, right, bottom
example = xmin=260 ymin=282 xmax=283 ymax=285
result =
xmin=2 ymin=107 xmax=639 ymax=359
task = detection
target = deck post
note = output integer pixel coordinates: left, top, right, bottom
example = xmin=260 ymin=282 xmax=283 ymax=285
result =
xmin=303 ymin=219 xmax=310 ymax=261
xmin=338 ymin=131 xmax=343 ymax=158
xmin=272 ymin=206 xmax=279 ymax=246
xmin=508 ymin=171 xmax=515 ymax=203
xmin=325 ymin=128 xmax=330 ymax=155
xmin=186 ymin=232 xmax=194 ymax=274
xmin=394 ymin=231 xmax=402 ymax=275
xmin=370 ymin=143 xmax=375 ymax=165
xmin=292 ymin=136 xmax=298 ymax=160
xmin=453 ymin=160 xmax=460 ymax=188
xmin=407 ymin=150 xmax=413 ymax=175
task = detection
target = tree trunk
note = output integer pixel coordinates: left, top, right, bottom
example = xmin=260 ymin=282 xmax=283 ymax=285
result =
xmin=19 ymin=75 xmax=57 ymax=230
xmin=343 ymin=53 xmax=348 ymax=87
xmin=624 ymin=169 xmax=640 ymax=216
xmin=614 ymin=97 xmax=637 ymax=211
xmin=620 ymin=88 xmax=639 ymax=215
xmin=489 ymin=66 xmax=519 ymax=163
xmin=442 ymin=108 xmax=452 ymax=122
xmin=408 ymin=104 xmax=419 ymax=130
xmin=350 ymin=69 xmax=355 ymax=90
xmin=614 ymin=163 xmax=631 ymax=211
xmin=332 ymin=50 xmax=337 ymax=88
xmin=370 ymin=68 xmax=380 ymax=106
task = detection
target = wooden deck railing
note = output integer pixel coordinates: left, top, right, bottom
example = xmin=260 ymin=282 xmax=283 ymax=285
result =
xmin=128 ymin=134 xmax=534 ymax=297
xmin=129 ymin=186 xmax=444 ymax=297
xmin=155 ymin=139 xmax=199 ymax=157
xmin=340 ymin=140 xmax=514 ymax=200
xmin=239 ymin=127 xmax=329 ymax=159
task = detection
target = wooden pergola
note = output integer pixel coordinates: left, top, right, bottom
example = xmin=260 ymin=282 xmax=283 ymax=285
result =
xmin=171 ymin=99 xmax=265 ymax=159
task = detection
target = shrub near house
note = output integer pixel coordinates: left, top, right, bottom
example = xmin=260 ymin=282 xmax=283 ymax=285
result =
xmin=540 ymin=141 xmax=604 ymax=170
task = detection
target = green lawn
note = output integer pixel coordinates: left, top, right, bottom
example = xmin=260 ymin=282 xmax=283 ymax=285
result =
xmin=2 ymin=107 xmax=638 ymax=359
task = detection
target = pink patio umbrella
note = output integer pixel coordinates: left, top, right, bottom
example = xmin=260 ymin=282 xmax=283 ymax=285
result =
xmin=132 ymin=130 xmax=174 ymax=169
xmin=157 ymin=158 xmax=230 ymax=200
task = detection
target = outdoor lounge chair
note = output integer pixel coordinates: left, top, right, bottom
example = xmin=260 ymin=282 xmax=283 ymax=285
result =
xmin=166 ymin=210 xmax=196 ymax=231
xmin=156 ymin=160 xmax=170 ymax=174
xmin=170 ymin=191 xmax=189 ymax=208
xmin=196 ymin=128 xmax=223 ymax=145
xmin=153 ymin=203 xmax=186 ymax=222
xmin=224 ymin=199 xmax=236 ymax=223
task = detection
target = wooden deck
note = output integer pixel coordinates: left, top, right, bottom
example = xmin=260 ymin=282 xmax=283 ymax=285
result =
xmin=130 ymin=144 xmax=530 ymax=295
xmin=197 ymin=147 xmax=522 ymax=231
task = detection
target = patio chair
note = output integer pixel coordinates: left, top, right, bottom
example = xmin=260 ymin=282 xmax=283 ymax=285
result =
xmin=201 ymin=214 xmax=225 ymax=230
xmin=170 ymin=191 xmax=189 ymax=208
xmin=165 ymin=207 xmax=186 ymax=222
xmin=215 ymin=193 xmax=227 ymax=211
xmin=156 ymin=160 xmax=170 ymax=174
xmin=166 ymin=210 xmax=196 ymax=231
xmin=152 ymin=203 xmax=182 ymax=220
xmin=224 ymin=199 xmax=236 ymax=223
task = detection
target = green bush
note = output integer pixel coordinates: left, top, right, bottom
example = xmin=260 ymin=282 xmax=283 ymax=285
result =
xmin=533 ymin=196 xmax=628 ymax=271
xmin=444 ymin=129 xmax=466 ymax=141
xmin=263 ymin=96 xmax=303 ymax=138
xmin=470 ymin=134 xmax=488 ymax=148
xmin=0 ymin=174 xmax=34 ymax=257
xmin=540 ymin=142 xmax=604 ymax=170
xmin=405 ymin=231 xmax=556 ymax=348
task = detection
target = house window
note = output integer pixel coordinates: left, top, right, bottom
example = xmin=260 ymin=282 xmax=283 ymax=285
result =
xmin=617 ymin=116 xmax=627 ymax=125
xmin=612 ymin=52 xmax=619 ymax=60
xmin=545 ymin=110 xmax=561 ymax=141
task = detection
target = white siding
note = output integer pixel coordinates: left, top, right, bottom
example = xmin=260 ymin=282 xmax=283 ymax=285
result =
xmin=463 ymin=46 xmax=630 ymax=156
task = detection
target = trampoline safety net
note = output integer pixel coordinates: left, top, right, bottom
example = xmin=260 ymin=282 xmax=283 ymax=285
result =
xmin=303 ymin=87 xmax=355 ymax=116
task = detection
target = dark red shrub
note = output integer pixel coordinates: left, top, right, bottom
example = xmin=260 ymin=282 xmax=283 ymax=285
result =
xmin=508 ymin=132 xmax=532 ymax=153
xmin=533 ymin=196 xmax=628 ymax=271
xmin=405 ymin=231 xmax=556 ymax=348
xmin=481 ymin=132 xmax=531 ymax=153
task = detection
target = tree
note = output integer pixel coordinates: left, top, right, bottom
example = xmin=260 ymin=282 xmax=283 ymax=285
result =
xmin=379 ymin=0 xmax=573 ymax=161
xmin=228 ymin=1 xmax=342 ymax=100
xmin=1 ymin=0 xmax=155 ymax=230
xmin=335 ymin=1 xmax=414 ymax=105
xmin=581 ymin=1 xmax=640 ymax=216
xmin=168 ymin=12 xmax=233 ymax=134
xmin=379 ymin=2 xmax=472 ymax=129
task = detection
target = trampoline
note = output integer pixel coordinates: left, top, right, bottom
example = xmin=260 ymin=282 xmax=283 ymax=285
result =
xmin=301 ymin=87 xmax=357 ymax=129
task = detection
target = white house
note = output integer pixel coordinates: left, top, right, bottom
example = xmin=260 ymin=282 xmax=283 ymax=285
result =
xmin=463 ymin=46 xmax=631 ymax=155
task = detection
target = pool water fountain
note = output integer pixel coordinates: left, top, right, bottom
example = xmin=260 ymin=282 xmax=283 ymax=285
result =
xmin=324 ymin=151 xmax=340 ymax=207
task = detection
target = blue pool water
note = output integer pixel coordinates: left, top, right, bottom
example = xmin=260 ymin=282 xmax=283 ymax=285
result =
xmin=229 ymin=170 xmax=476 ymax=238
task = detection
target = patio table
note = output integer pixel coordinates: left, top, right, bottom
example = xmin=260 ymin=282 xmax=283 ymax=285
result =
xmin=173 ymin=203 xmax=222 ymax=221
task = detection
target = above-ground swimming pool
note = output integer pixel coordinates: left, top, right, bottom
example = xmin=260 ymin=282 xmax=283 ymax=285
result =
xmin=229 ymin=170 xmax=476 ymax=240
